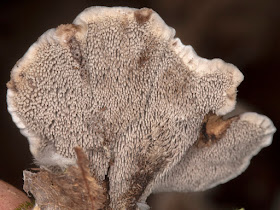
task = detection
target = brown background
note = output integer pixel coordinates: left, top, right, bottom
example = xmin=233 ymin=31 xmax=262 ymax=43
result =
xmin=0 ymin=0 xmax=279 ymax=209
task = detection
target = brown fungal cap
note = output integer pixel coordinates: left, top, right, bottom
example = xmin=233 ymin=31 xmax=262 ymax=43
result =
xmin=6 ymin=6 xmax=276 ymax=209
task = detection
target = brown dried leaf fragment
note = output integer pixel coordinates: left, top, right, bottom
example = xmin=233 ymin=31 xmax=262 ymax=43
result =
xmin=197 ymin=113 xmax=239 ymax=148
xmin=23 ymin=147 xmax=106 ymax=210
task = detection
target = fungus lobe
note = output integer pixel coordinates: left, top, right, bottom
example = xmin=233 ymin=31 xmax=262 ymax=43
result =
xmin=7 ymin=7 xmax=276 ymax=209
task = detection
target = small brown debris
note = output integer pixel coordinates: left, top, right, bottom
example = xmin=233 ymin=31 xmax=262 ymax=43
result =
xmin=6 ymin=80 xmax=17 ymax=91
xmin=56 ymin=24 xmax=82 ymax=44
xmin=197 ymin=113 xmax=239 ymax=148
xmin=134 ymin=8 xmax=153 ymax=24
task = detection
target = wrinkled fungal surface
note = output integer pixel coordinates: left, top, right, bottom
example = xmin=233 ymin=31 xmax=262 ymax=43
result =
xmin=7 ymin=6 xmax=276 ymax=209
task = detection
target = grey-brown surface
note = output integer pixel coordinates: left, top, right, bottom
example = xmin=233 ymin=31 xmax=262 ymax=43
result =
xmin=5 ymin=6 xmax=276 ymax=209
xmin=1 ymin=1 xmax=278 ymax=209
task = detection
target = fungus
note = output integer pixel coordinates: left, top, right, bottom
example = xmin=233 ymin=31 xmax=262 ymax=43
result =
xmin=7 ymin=6 xmax=276 ymax=209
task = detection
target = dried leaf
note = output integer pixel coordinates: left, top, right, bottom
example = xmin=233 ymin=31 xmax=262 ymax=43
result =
xmin=23 ymin=147 xmax=106 ymax=210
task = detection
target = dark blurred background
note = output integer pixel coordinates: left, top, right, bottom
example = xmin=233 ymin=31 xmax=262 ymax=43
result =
xmin=0 ymin=0 xmax=279 ymax=209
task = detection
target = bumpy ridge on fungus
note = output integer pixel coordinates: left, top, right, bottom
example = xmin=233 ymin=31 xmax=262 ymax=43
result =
xmin=7 ymin=6 xmax=275 ymax=210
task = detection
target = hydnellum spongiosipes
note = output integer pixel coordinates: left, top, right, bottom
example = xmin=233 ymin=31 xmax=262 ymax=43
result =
xmin=7 ymin=7 xmax=276 ymax=210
